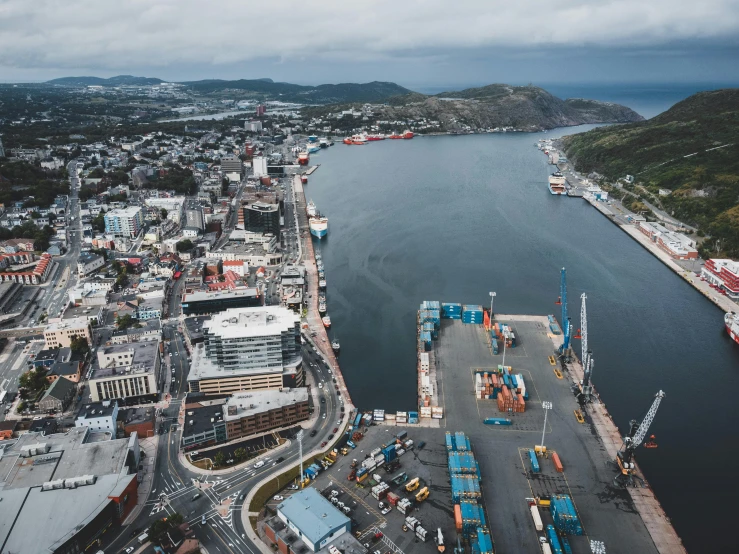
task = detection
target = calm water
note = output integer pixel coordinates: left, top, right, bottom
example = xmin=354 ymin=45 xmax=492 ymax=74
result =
xmin=307 ymin=130 xmax=738 ymax=552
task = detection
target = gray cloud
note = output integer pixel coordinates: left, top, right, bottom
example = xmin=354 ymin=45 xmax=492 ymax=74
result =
xmin=1 ymin=1 xmax=738 ymax=82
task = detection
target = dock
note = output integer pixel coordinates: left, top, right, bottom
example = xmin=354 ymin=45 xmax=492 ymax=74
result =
xmin=292 ymin=174 xmax=353 ymax=407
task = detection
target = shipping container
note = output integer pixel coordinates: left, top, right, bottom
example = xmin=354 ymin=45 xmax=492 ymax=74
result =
xmin=484 ymin=417 xmax=512 ymax=425
xmin=541 ymin=543 xmax=553 ymax=554
xmin=530 ymin=504 xmax=544 ymax=531
xmin=405 ymin=516 xmax=419 ymax=531
xmin=454 ymin=504 xmax=463 ymax=532
xmin=387 ymin=492 xmax=400 ymax=506
xmin=561 ymin=536 xmax=574 ymax=554
xmin=546 ymin=525 xmax=564 ymax=554
xmin=552 ymin=452 xmax=564 ymax=473
xmin=528 ymin=449 xmax=540 ymax=473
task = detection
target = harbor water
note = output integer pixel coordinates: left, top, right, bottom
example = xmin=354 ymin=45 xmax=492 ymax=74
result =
xmin=307 ymin=129 xmax=738 ymax=552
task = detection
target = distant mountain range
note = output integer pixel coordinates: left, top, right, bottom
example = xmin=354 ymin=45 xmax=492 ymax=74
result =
xmin=46 ymin=75 xmax=412 ymax=104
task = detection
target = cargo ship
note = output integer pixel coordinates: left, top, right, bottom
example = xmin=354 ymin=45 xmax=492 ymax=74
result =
xmin=306 ymin=200 xmax=317 ymax=218
xmin=297 ymin=152 xmax=309 ymax=165
xmin=322 ymin=315 xmax=331 ymax=328
xmin=548 ymin=171 xmax=567 ymax=195
xmin=367 ymin=134 xmax=385 ymax=141
xmin=725 ymin=312 xmax=739 ymax=345
xmin=309 ymin=214 xmax=328 ymax=239
xmin=389 ymin=132 xmax=403 ymax=139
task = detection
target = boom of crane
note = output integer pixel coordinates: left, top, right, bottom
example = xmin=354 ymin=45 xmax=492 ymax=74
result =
xmin=615 ymin=390 xmax=665 ymax=486
xmin=573 ymin=293 xmax=594 ymax=404
xmin=556 ymin=268 xmax=572 ymax=358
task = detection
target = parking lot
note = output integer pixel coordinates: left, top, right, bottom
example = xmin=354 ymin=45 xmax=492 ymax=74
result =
xmin=263 ymin=424 xmax=458 ymax=554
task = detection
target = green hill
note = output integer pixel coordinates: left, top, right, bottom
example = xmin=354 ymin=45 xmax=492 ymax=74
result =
xmin=562 ymin=88 xmax=739 ymax=257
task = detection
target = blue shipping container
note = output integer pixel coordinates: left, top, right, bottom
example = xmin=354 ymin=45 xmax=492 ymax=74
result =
xmin=547 ymin=525 xmax=564 ymax=554
xmin=528 ymin=449 xmax=540 ymax=473
xmin=484 ymin=418 xmax=512 ymax=425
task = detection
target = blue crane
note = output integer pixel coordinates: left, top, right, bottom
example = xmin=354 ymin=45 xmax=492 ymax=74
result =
xmin=555 ymin=267 xmax=572 ymax=354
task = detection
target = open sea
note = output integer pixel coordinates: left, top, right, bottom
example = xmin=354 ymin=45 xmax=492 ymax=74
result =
xmin=304 ymin=86 xmax=737 ymax=552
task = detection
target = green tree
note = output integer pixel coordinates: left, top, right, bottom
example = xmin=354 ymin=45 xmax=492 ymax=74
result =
xmin=214 ymin=451 xmax=226 ymax=467
xmin=70 ymin=335 xmax=90 ymax=357
xmin=234 ymin=447 xmax=247 ymax=461
xmin=168 ymin=512 xmax=184 ymax=526
xmin=19 ymin=367 xmax=48 ymax=391
xmin=176 ymin=239 xmax=193 ymax=252
xmin=160 ymin=208 xmax=168 ymax=219
xmin=116 ymin=314 xmax=136 ymax=330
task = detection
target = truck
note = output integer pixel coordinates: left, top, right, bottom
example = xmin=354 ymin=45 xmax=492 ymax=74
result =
xmin=415 ymin=487 xmax=429 ymax=502
xmin=138 ymin=532 xmax=149 ymax=544
xmin=405 ymin=477 xmax=420 ymax=492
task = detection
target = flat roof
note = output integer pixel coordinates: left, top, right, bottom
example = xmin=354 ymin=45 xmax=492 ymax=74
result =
xmin=92 ymin=341 xmax=159 ymax=379
xmin=204 ymin=306 xmax=299 ymax=340
xmin=182 ymin=288 xmax=259 ymax=303
xmin=223 ymin=388 xmax=308 ymax=421
xmin=44 ymin=317 xmax=90 ymax=332
xmin=0 ymin=428 xmax=136 ymax=554
xmin=182 ymin=397 xmax=227 ymax=439
xmin=277 ymin=488 xmax=350 ymax=544
xmin=77 ymin=401 xmax=117 ymax=420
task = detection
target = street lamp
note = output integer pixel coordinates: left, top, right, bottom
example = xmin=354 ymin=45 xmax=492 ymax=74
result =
xmin=296 ymin=430 xmax=304 ymax=488
xmin=539 ymin=401 xmax=552 ymax=452
xmin=489 ymin=291 xmax=496 ymax=319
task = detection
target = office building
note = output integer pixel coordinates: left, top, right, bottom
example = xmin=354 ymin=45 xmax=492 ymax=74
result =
xmin=182 ymin=388 xmax=309 ymax=449
xmin=104 ymin=206 xmax=144 ymax=238
xmin=0 ymin=427 xmax=140 ymax=554
xmin=44 ymin=317 xmax=93 ymax=349
xmin=186 ymin=306 xmax=302 ymax=395
xmin=181 ymin=288 xmax=262 ymax=316
xmin=90 ymin=341 xmax=162 ymax=403
xmin=242 ymin=202 xmax=280 ymax=238
xmin=220 ymin=155 xmax=243 ymax=178
xmin=75 ymin=400 xmax=119 ymax=437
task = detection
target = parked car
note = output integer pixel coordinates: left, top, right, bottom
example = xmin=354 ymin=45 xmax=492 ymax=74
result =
xmin=254 ymin=461 xmax=265 ymax=468
xmin=321 ymin=441 xmax=327 ymax=447
xmin=273 ymin=495 xmax=284 ymax=501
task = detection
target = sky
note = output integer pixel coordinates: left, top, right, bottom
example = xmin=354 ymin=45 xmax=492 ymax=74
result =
xmin=1 ymin=0 xmax=739 ymax=88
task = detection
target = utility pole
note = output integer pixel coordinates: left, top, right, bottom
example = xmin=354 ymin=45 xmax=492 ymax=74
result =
xmin=539 ymin=401 xmax=552 ymax=451
xmin=489 ymin=291 xmax=496 ymax=319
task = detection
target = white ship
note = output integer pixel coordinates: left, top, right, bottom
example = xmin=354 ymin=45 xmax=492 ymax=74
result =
xmin=548 ymin=171 xmax=567 ymax=195
xmin=725 ymin=312 xmax=739 ymax=345
xmin=306 ymin=199 xmax=317 ymax=218
xmin=309 ymin=215 xmax=328 ymax=239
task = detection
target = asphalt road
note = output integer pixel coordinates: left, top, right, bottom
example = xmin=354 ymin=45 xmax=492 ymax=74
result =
xmin=101 ymin=341 xmax=342 ymax=554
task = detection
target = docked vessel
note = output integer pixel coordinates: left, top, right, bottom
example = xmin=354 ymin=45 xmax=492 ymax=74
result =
xmin=318 ymin=300 xmax=327 ymax=314
xmin=367 ymin=134 xmax=385 ymax=141
xmin=301 ymin=174 xmax=308 ymax=185
xmin=307 ymin=143 xmax=321 ymax=153
xmin=319 ymin=138 xmax=330 ymax=148
xmin=343 ymin=134 xmax=368 ymax=145
xmin=725 ymin=312 xmax=739 ymax=345
xmin=306 ymin=200 xmax=317 ymax=218
xmin=319 ymin=278 xmax=327 ymax=290
xmin=403 ymin=130 xmax=414 ymax=139
xmin=309 ymin=215 xmax=328 ymax=239
xmin=308 ymin=135 xmax=318 ymax=143
xmin=389 ymin=132 xmax=403 ymax=139
xmin=331 ymin=338 xmax=340 ymax=352
xmin=297 ymin=152 xmax=309 ymax=165
xmin=548 ymin=171 xmax=567 ymax=195
xmin=322 ymin=315 xmax=331 ymax=328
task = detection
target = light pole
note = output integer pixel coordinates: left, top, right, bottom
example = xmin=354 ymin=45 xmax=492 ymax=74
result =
xmin=501 ymin=336 xmax=507 ymax=369
xmin=296 ymin=430 xmax=304 ymax=488
xmin=489 ymin=291 xmax=496 ymax=319
xmin=540 ymin=401 xmax=552 ymax=451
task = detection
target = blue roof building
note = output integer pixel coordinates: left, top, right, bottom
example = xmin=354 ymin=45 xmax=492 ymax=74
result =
xmin=276 ymin=488 xmax=351 ymax=551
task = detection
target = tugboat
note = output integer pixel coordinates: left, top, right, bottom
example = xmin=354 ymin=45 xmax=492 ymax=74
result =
xmin=331 ymin=338 xmax=341 ymax=353
xmin=322 ymin=315 xmax=331 ymax=328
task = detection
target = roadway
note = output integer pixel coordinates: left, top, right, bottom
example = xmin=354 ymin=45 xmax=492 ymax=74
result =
xmin=100 ymin=335 xmax=343 ymax=554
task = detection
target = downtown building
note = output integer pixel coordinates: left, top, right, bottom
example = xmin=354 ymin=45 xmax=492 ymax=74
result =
xmin=186 ymin=306 xmax=303 ymax=395
xmin=104 ymin=206 xmax=144 ymax=238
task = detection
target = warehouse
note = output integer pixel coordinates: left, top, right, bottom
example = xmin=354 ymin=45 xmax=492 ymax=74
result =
xmin=275 ymin=488 xmax=350 ymax=551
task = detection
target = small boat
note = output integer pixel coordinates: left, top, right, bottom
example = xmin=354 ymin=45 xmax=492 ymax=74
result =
xmin=319 ymin=278 xmax=327 ymax=290
xmin=403 ymin=130 xmax=414 ymax=139
xmin=319 ymin=138 xmax=330 ymax=148
xmin=331 ymin=338 xmax=340 ymax=352
xmin=319 ymin=301 xmax=327 ymax=315
xmin=306 ymin=200 xmax=317 ymax=218
xmin=344 ymin=133 xmax=367 ymax=145
xmin=307 ymin=143 xmax=321 ymax=153
xmin=301 ymin=174 xmax=308 ymax=185
xmin=308 ymin=135 xmax=319 ymax=143
xmin=322 ymin=315 xmax=331 ymax=328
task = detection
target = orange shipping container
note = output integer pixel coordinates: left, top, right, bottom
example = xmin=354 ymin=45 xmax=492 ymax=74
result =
xmin=454 ymin=504 xmax=463 ymax=532
xmin=552 ymin=452 xmax=564 ymax=473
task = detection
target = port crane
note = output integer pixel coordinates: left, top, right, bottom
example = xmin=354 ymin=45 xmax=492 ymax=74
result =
xmin=555 ymin=267 xmax=573 ymax=360
xmin=615 ymin=390 xmax=665 ymax=487
xmin=573 ymin=293 xmax=594 ymax=404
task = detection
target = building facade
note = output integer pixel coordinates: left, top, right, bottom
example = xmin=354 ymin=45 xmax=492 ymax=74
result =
xmin=104 ymin=206 xmax=144 ymax=238
xmin=77 ymin=252 xmax=105 ymax=277
xmin=75 ymin=400 xmax=119 ymax=436
xmin=44 ymin=317 xmax=93 ymax=349
xmin=242 ymin=202 xmax=280 ymax=238
xmin=702 ymin=258 xmax=739 ymax=299
xmin=90 ymin=341 xmax=162 ymax=403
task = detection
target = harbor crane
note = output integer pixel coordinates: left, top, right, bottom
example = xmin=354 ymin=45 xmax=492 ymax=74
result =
xmin=615 ymin=390 xmax=665 ymax=487
xmin=573 ymin=293 xmax=594 ymax=404
xmin=555 ymin=268 xmax=573 ymax=360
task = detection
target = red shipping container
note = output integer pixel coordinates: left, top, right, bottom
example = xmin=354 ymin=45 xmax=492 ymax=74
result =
xmin=552 ymin=452 xmax=564 ymax=473
xmin=387 ymin=492 xmax=400 ymax=506
xmin=454 ymin=504 xmax=463 ymax=532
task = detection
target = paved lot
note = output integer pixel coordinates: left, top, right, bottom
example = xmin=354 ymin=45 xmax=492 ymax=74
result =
xmin=432 ymin=317 xmax=658 ymax=554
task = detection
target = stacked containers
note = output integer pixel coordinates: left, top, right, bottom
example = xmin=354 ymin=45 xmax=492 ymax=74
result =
xmin=445 ymin=432 xmax=455 ymax=451
xmin=451 ymin=475 xmax=481 ymax=502
xmin=497 ymin=385 xmax=514 ymax=413
xmin=460 ymin=500 xmax=484 ymax=531
xmin=448 ymin=451 xmax=477 ymax=474
xmin=386 ymin=492 xmax=400 ymax=506
xmin=441 ymin=303 xmax=462 ymax=319
xmin=475 ymin=528 xmax=494 ymax=554
xmin=422 ymin=321 xmax=438 ymax=340
xmin=548 ymin=315 xmax=562 ymax=335
xmin=551 ymin=495 xmax=583 ymax=535
xmin=454 ymin=432 xmax=470 ymax=451
xmin=462 ymin=305 xmax=484 ymax=324
xmin=383 ymin=444 xmax=397 ymax=464
xmin=420 ymin=331 xmax=432 ymax=351
xmin=546 ymin=525 xmax=565 ymax=554
xmin=372 ymin=482 xmax=389 ymax=500
xmin=408 ymin=411 xmax=419 ymax=424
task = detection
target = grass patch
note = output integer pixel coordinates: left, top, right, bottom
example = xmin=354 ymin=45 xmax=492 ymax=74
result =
xmin=248 ymin=456 xmax=321 ymax=512
xmin=191 ymin=458 xmax=213 ymax=471
xmin=249 ymin=516 xmax=258 ymax=532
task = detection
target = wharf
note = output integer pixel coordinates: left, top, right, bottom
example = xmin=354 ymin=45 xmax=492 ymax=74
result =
xmin=292 ymin=175 xmax=353 ymax=407
xmin=409 ymin=312 xmax=678 ymax=554
xmin=305 ymin=165 xmax=320 ymax=175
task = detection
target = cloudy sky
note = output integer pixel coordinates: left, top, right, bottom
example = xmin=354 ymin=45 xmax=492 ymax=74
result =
xmin=1 ymin=0 xmax=738 ymax=88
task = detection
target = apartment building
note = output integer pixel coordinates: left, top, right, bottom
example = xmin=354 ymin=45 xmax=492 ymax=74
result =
xmin=104 ymin=206 xmax=144 ymax=238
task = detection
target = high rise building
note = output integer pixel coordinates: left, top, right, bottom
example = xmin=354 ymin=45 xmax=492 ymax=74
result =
xmin=104 ymin=206 xmax=144 ymax=238
xmin=187 ymin=306 xmax=303 ymax=395
xmin=242 ymin=202 xmax=280 ymax=238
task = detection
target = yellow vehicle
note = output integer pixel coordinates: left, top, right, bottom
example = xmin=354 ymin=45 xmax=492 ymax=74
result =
xmin=405 ymin=477 xmax=420 ymax=492
xmin=574 ymin=410 xmax=585 ymax=424
xmin=415 ymin=487 xmax=429 ymax=502
xmin=340 ymin=448 xmax=349 ymax=456
xmin=301 ymin=477 xmax=311 ymax=488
